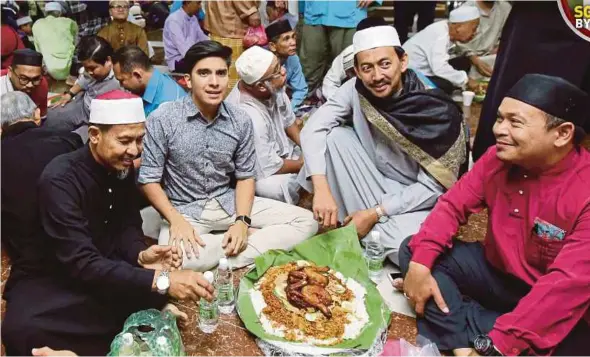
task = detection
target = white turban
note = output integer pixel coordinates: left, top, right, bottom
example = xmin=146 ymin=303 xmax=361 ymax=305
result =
xmin=353 ymin=25 xmax=401 ymax=55
xmin=236 ymin=46 xmax=275 ymax=85
xmin=44 ymin=2 xmax=63 ymax=13
xmin=16 ymin=16 xmax=32 ymax=26
xmin=449 ymin=7 xmax=480 ymax=23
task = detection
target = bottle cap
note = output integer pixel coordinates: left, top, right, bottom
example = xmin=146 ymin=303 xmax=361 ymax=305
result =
xmin=219 ymin=257 xmax=229 ymax=270
xmin=121 ymin=332 xmax=134 ymax=346
xmin=204 ymin=271 xmax=214 ymax=283
xmin=371 ymin=231 xmax=381 ymax=241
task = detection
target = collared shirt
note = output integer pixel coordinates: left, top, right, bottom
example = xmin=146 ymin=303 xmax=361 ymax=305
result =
xmin=226 ymin=84 xmax=295 ymax=179
xmin=1 ymin=122 xmax=83 ymax=278
xmin=403 ymin=21 xmax=468 ymax=87
xmin=455 ymin=1 xmax=512 ymax=57
xmin=204 ymin=1 xmax=258 ymax=39
xmin=409 ymin=147 xmax=590 ymax=355
xmin=75 ymin=69 xmax=121 ymax=112
xmin=138 ymin=96 xmax=256 ymax=218
xmin=163 ymin=8 xmax=208 ymax=70
xmin=0 ymin=69 xmax=49 ymax=118
xmin=37 ymin=146 xmax=154 ymax=293
xmin=32 ymin=15 xmax=78 ymax=80
xmin=142 ymin=68 xmax=187 ymax=117
xmin=98 ymin=21 xmax=149 ymax=54
xmin=284 ymin=55 xmax=307 ymax=111
xmin=300 ymin=78 xmax=444 ymax=216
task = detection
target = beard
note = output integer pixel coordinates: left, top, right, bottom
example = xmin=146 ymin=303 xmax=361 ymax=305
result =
xmin=117 ymin=168 xmax=130 ymax=180
xmin=266 ymin=82 xmax=289 ymax=114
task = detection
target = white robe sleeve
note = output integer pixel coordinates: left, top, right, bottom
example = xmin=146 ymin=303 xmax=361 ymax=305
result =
xmin=427 ymin=39 xmax=469 ymax=87
xmin=322 ymin=52 xmax=346 ymax=101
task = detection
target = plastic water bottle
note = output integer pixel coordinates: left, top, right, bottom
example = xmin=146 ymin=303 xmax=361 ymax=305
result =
xmin=118 ymin=332 xmax=140 ymax=356
xmin=216 ymin=257 xmax=235 ymax=314
xmin=199 ymin=271 xmax=219 ymax=334
xmin=364 ymin=231 xmax=385 ymax=283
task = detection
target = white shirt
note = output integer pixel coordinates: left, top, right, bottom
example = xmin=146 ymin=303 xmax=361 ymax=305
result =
xmin=322 ymin=48 xmax=349 ymax=101
xmin=403 ymin=21 xmax=468 ymax=87
xmin=0 ymin=73 xmax=15 ymax=96
xmin=226 ymin=84 xmax=296 ymax=179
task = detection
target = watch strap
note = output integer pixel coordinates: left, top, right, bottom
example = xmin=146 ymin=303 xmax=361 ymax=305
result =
xmin=235 ymin=215 xmax=251 ymax=227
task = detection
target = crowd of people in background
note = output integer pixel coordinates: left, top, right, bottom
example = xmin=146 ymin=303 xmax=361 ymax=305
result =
xmin=1 ymin=0 xmax=590 ymax=356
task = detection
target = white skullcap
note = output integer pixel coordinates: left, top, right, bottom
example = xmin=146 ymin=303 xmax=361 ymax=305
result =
xmin=342 ymin=45 xmax=354 ymax=71
xmin=236 ymin=46 xmax=275 ymax=85
xmin=449 ymin=6 xmax=480 ymax=23
xmin=16 ymin=16 xmax=32 ymax=26
xmin=353 ymin=25 xmax=401 ymax=55
xmin=45 ymin=2 xmax=63 ymax=13
xmin=89 ymin=91 xmax=145 ymax=125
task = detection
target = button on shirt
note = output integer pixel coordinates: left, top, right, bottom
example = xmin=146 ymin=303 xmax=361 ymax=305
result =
xmin=138 ymin=96 xmax=257 ymax=219
xmin=409 ymin=147 xmax=590 ymax=355
xmin=143 ymin=68 xmax=187 ymax=117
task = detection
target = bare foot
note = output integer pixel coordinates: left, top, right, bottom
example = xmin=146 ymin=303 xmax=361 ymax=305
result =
xmin=391 ymin=278 xmax=404 ymax=292
xmin=163 ymin=303 xmax=189 ymax=329
xmin=454 ymin=347 xmax=476 ymax=356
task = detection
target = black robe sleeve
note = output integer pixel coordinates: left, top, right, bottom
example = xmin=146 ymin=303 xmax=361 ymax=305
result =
xmin=117 ymin=179 xmax=150 ymax=266
xmin=39 ymin=176 xmax=155 ymax=293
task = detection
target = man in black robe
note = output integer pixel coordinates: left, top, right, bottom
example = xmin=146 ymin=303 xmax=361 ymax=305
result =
xmin=1 ymin=90 xmax=214 ymax=356
xmin=472 ymin=1 xmax=590 ymax=161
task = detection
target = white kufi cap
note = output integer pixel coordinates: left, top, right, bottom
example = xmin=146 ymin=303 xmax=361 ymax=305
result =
xmin=45 ymin=2 xmax=63 ymax=13
xmin=236 ymin=46 xmax=275 ymax=85
xmin=449 ymin=6 xmax=480 ymax=23
xmin=89 ymin=90 xmax=146 ymax=125
xmin=342 ymin=45 xmax=354 ymax=71
xmin=16 ymin=16 xmax=32 ymax=26
xmin=353 ymin=25 xmax=401 ymax=55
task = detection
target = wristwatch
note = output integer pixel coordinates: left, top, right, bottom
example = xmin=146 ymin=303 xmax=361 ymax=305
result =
xmin=235 ymin=215 xmax=252 ymax=227
xmin=375 ymin=205 xmax=388 ymax=223
xmin=156 ymin=270 xmax=170 ymax=295
xmin=473 ymin=335 xmax=503 ymax=356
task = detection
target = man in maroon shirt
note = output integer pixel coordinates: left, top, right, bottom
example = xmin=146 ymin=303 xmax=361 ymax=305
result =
xmin=396 ymin=74 xmax=590 ymax=356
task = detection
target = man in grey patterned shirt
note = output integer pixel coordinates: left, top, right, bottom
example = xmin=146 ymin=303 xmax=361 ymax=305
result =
xmin=138 ymin=41 xmax=317 ymax=271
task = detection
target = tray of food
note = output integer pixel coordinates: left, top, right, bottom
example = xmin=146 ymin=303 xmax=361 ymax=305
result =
xmin=236 ymin=226 xmax=390 ymax=356
xmin=474 ymin=79 xmax=489 ymax=103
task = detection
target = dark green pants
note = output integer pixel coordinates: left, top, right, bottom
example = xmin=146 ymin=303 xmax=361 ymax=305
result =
xmin=298 ymin=24 xmax=355 ymax=95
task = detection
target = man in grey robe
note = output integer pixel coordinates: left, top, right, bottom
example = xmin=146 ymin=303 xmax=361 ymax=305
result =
xmin=299 ymin=18 xmax=467 ymax=264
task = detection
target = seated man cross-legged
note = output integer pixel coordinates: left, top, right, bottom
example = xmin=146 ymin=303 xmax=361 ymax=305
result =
xmin=2 ymin=90 xmax=215 ymax=356
xmin=139 ymin=41 xmax=317 ymax=272
xmin=299 ymin=17 xmax=467 ymax=263
xmin=227 ymin=46 xmax=303 ymax=204
xmin=397 ymin=74 xmax=590 ymax=356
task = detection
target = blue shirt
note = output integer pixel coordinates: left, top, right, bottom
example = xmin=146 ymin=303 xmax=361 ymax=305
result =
xmin=143 ymin=68 xmax=187 ymax=117
xmin=300 ymin=0 xmax=381 ymax=28
xmin=284 ymin=55 xmax=307 ymax=111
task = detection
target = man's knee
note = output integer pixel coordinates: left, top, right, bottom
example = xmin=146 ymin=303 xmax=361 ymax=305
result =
xmin=398 ymin=236 xmax=413 ymax=276
xmin=326 ymin=126 xmax=356 ymax=146
xmin=2 ymin=308 xmax=38 ymax=356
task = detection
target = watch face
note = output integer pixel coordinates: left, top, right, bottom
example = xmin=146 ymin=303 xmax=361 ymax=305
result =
xmin=156 ymin=276 xmax=169 ymax=291
xmin=474 ymin=336 xmax=492 ymax=355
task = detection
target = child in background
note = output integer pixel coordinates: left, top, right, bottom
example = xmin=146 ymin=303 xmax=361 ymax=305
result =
xmin=16 ymin=16 xmax=35 ymax=50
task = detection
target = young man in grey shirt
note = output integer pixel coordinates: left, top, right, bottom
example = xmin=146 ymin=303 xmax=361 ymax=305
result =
xmin=138 ymin=41 xmax=317 ymax=271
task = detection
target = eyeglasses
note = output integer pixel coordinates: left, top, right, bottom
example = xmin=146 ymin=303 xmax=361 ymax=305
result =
xmin=11 ymin=69 xmax=42 ymax=86
xmin=258 ymin=64 xmax=284 ymax=83
xmin=109 ymin=4 xmax=130 ymax=10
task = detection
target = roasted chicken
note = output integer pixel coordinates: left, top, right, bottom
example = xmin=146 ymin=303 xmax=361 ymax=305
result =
xmin=285 ymin=265 xmax=333 ymax=318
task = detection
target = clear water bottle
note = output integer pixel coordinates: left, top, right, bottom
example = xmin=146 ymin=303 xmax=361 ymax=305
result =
xmin=118 ymin=332 xmax=140 ymax=356
xmin=199 ymin=271 xmax=219 ymax=334
xmin=364 ymin=230 xmax=385 ymax=283
xmin=216 ymin=257 xmax=235 ymax=314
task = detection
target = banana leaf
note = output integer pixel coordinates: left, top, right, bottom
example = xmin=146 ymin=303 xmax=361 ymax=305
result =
xmin=236 ymin=225 xmax=391 ymax=350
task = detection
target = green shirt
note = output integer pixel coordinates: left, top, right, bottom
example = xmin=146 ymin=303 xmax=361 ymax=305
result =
xmin=32 ymin=16 xmax=78 ymax=80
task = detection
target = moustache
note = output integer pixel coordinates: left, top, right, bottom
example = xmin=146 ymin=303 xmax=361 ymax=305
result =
xmin=370 ymin=80 xmax=391 ymax=88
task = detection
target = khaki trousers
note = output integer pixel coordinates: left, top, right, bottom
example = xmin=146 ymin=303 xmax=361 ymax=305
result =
xmin=158 ymin=197 xmax=318 ymax=271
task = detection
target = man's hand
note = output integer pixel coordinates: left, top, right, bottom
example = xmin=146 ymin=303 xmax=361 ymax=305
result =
xmin=50 ymin=93 xmax=72 ymax=108
xmin=471 ymin=56 xmax=493 ymax=77
xmin=311 ymin=176 xmax=339 ymax=230
xmin=404 ymin=261 xmax=449 ymax=315
xmin=168 ymin=270 xmax=214 ymax=301
xmin=138 ymin=245 xmax=182 ymax=271
xmin=169 ymin=216 xmax=205 ymax=259
xmin=358 ymin=0 xmax=374 ymax=8
xmin=222 ymin=221 xmax=249 ymax=256
xmin=466 ymin=78 xmax=479 ymax=91
xmin=343 ymin=208 xmax=378 ymax=239
xmin=248 ymin=12 xmax=261 ymax=27
xmin=32 ymin=347 xmax=77 ymax=357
